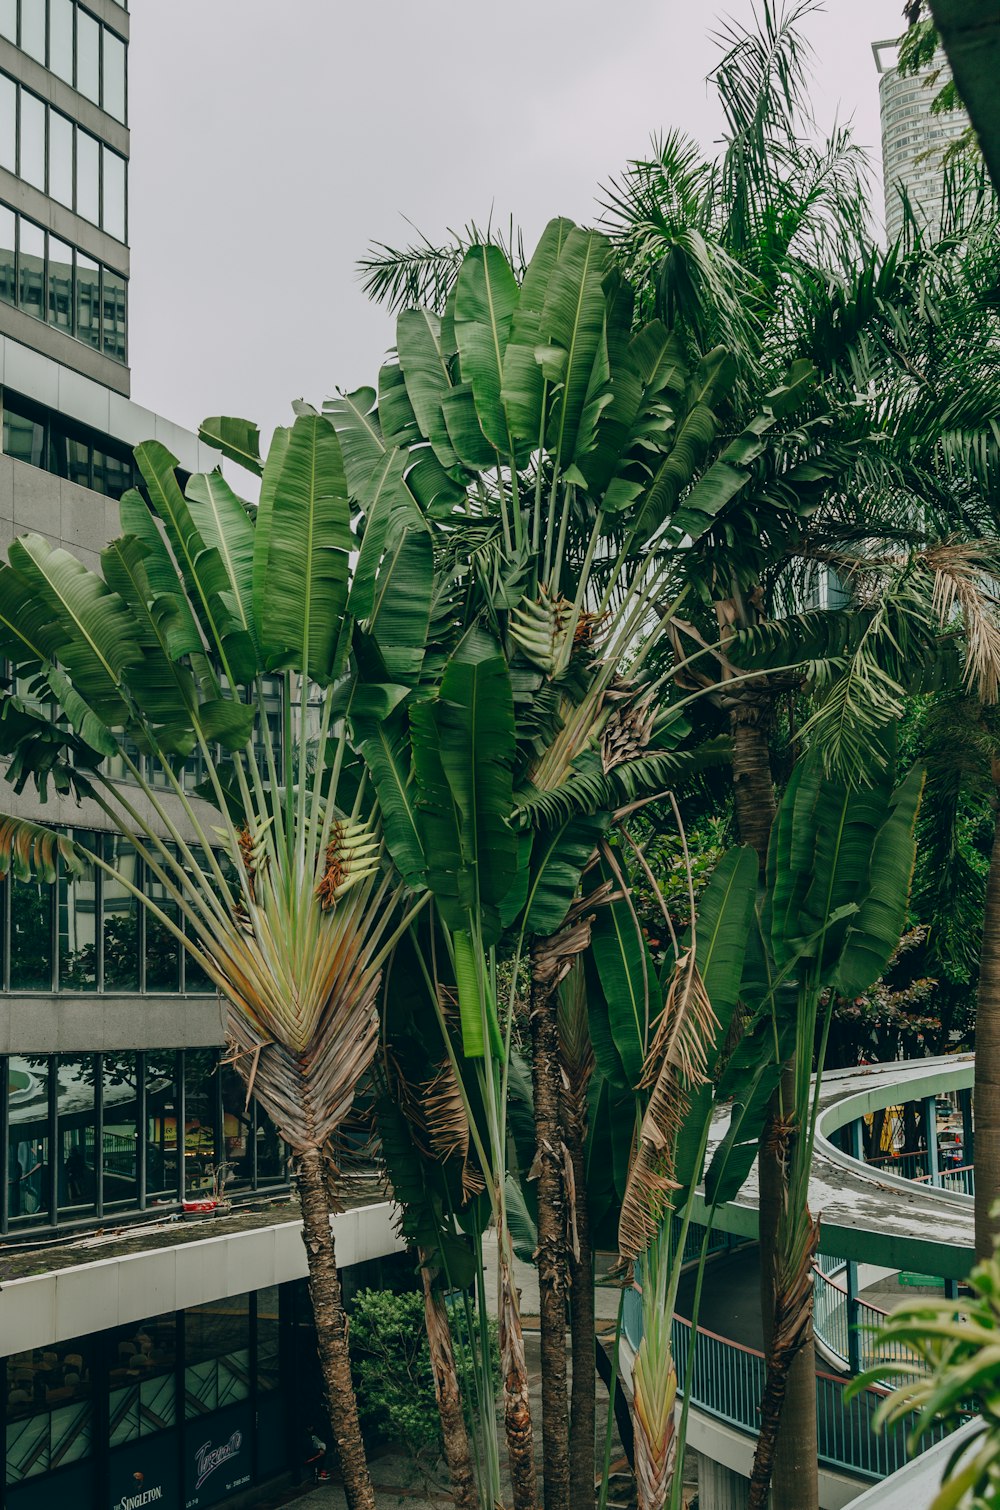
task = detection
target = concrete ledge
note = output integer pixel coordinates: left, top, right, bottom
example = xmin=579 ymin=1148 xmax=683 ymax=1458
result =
xmin=0 ymin=992 xmax=225 ymax=1053
xmin=0 ymin=1200 xmax=403 ymax=1352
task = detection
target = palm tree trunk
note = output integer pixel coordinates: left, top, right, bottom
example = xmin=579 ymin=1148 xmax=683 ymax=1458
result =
xmin=499 ymin=1240 xmax=539 ymax=1510
xmin=730 ymin=710 xmax=776 ymax=871
xmin=296 ymin=1146 xmax=376 ymax=1510
xmin=975 ymin=807 xmax=1000 ymax=1261
xmin=419 ymin=1256 xmax=478 ymax=1510
xmin=566 ymin=1107 xmax=596 ymax=1509
xmin=530 ymin=981 xmax=571 ymax=1510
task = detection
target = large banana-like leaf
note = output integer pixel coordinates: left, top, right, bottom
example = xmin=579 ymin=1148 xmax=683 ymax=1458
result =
xmin=588 ymin=845 xmax=653 ymax=1089
xmin=8 ymin=536 xmax=142 ymax=725
xmin=323 ymin=386 xmax=388 ymax=501
xmin=538 ymin=227 xmax=612 ymax=472
xmin=454 ymin=244 xmax=520 ymax=457
xmin=501 ymin=216 xmax=575 ymax=445
xmin=829 ymin=764 xmax=923 ymax=997
xmin=396 ymin=307 xmax=461 ymax=471
xmin=134 ymin=441 xmax=257 ymax=684
xmin=520 ymin=810 xmax=607 ymax=938
xmin=412 ymin=631 xmax=519 ymax=943
xmin=185 ymin=470 xmax=258 ymax=656
xmin=347 ymin=450 xmax=419 ymax=621
xmin=117 ymin=491 xmax=205 ymax=663
xmin=197 ymin=415 xmax=262 ymax=477
xmin=361 ymin=712 xmax=425 ymax=889
xmin=441 ymin=381 xmax=498 ymax=471
xmin=368 ymin=526 xmax=433 ymax=685
xmin=251 ymin=414 xmax=352 ymax=685
xmin=377 ymin=360 xmax=422 ymax=449
xmin=631 ymin=345 xmax=734 ymax=544
xmin=0 ymin=813 xmax=84 ymax=881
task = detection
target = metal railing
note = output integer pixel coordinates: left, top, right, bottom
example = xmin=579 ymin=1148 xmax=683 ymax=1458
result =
xmin=812 ymin=1262 xmax=917 ymax=1377
xmin=914 ymin=1164 xmax=976 ymax=1197
xmin=622 ymin=1287 xmax=954 ymax=1482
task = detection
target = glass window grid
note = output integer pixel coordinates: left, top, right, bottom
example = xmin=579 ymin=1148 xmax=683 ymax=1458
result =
xmin=0 ymin=205 xmax=127 ymax=364
xmin=1 ymin=1050 xmax=290 ymax=1236
xmin=0 ymin=70 xmax=127 ymax=239
xmin=1 ymin=1 xmax=127 ymax=123
xmin=3 ymin=388 xmax=136 ymax=499
xmin=0 ymin=831 xmax=221 ymax=995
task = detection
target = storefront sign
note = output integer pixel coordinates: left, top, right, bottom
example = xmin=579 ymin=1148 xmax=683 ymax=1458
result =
xmin=184 ymin=1404 xmax=253 ymax=1508
xmin=110 ymin=1432 xmax=179 ymax=1510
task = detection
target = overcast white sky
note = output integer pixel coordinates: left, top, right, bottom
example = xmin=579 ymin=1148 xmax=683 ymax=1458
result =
xmin=127 ymin=0 xmax=909 ymax=447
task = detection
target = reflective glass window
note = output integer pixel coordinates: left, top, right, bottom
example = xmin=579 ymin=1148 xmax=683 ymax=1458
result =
xmin=0 ymin=74 xmax=15 ymax=173
xmin=10 ymin=870 xmax=53 ymax=989
xmin=102 ymin=264 xmax=126 ymax=364
xmin=66 ymin=432 xmax=90 ymax=488
xmin=0 ymin=203 xmax=14 ymax=305
xmin=49 ymin=110 xmax=73 ymax=208
xmin=144 ymin=846 xmax=179 ymax=991
xmin=58 ymin=829 xmax=96 ymax=986
xmin=76 ymin=251 xmax=100 ymax=349
xmin=184 ymin=1049 xmax=218 ymax=1196
xmin=57 ymin=1055 xmax=97 ymax=1218
xmin=5 ymin=1333 xmax=93 ymax=1484
xmin=102 ymin=833 xmax=140 ymax=991
xmin=20 ymin=0 xmax=45 ymax=62
xmin=220 ymin=1061 xmax=252 ymax=1193
xmin=103 ymin=445 xmax=132 ymax=500
xmin=18 ymin=218 xmax=44 ymax=320
xmin=76 ymin=128 xmax=99 ymax=224
xmin=0 ymin=0 xmax=15 ymax=42
xmin=255 ymin=1104 xmax=288 ymax=1187
xmin=108 ymin=1315 xmax=177 ymax=1446
xmin=146 ymin=1052 xmax=180 ymax=1202
xmin=184 ymin=1294 xmax=250 ymax=1418
xmin=104 ymin=30 xmax=126 ymax=122
xmin=50 ymin=0 xmax=74 ymax=84
xmin=3 ymin=397 xmax=45 ymax=466
xmin=47 ymin=235 xmax=74 ymax=332
xmin=76 ymin=9 xmax=100 ymax=103
xmin=102 ymin=146 xmax=125 ymax=241
xmin=19 ymin=91 xmax=45 ymax=191
xmin=257 ymin=1286 xmax=280 ymax=1391
xmin=102 ymin=1052 xmax=139 ymax=1209
xmin=7 ymin=1056 xmax=50 ymax=1226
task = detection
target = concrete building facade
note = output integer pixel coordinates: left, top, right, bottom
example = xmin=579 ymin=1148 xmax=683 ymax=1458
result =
xmin=0 ymin=8 xmax=401 ymax=1509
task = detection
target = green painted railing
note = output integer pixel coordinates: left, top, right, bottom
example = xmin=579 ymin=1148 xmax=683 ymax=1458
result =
xmin=623 ymin=1274 xmax=954 ymax=1482
xmin=812 ymin=1261 xmax=916 ymax=1377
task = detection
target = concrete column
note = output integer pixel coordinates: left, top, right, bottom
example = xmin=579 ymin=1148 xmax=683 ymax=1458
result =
xmin=698 ymin=1456 xmax=750 ymax=1510
xmin=923 ymin=1095 xmax=940 ymax=1186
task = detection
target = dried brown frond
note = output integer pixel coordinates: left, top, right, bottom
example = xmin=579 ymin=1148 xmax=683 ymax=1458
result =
xmin=574 ymin=607 xmax=610 ymax=650
xmin=532 ymin=881 xmax=616 ymax=1002
xmin=315 ymin=821 xmax=347 ymax=910
xmin=618 ymin=950 xmax=719 ymax=1262
xmin=421 ymin=1060 xmax=484 ymax=1204
xmin=923 ymin=541 xmax=1000 ymax=705
xmin=238 ymin=825 xmax=257 ymax=899
xmin=602 ymin=690 xmax=656 ymax=773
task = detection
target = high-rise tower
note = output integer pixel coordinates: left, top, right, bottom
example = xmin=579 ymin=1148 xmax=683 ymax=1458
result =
xmin=873 ymin=37 xmax=970 ymax=242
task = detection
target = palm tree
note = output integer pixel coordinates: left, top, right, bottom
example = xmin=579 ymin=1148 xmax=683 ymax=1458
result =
xmin=0 ymin=416 xmax=432 ymax=1510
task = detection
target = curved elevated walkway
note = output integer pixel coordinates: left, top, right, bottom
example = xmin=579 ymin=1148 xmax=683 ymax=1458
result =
xmin=696 ymin=1053 xmax=975 ymax=1278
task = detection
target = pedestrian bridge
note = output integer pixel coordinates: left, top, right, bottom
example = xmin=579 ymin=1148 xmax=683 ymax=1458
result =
xmin=621 ymin=1053 xmax=978 ymax=1509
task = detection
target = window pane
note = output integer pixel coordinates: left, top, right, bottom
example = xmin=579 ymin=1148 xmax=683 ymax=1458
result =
xmin=6 ymin=1333 xmax=92 ymax=1483
xmin=76 ymin=10 xmax=100 ymax=103
xmin=19 ymin=92 xmax=46 ymax=191
xmin=102 ymin=445 xmax=132 ymax=500
xmin=102 ymin=146 xmax=125 ymax=241
xmin=220 ymin=1062 xmax=252 ymax=1193
xmin=58 ymin=831 xmax=96 ymax=987
xmin=18 ymin=219 xmax=44 ymax=320
xmin=109 ymin=1314 xmax=177 ymax=1445
xmin=76 ymin=129 xmax=100 ymax=224
xmin=0 ymin=204 xmax=15 ymax=305
xmin=50 ymin=0 xmax=74 ymax=84
xmin=257 ymin=1286 xmax=280 ymax=1390
xmin=102 ymin=265 xmax=126 ymax=364
xmin=10 ymin=873 xmax=53 ymax=989
xmin=184 ymin=1049 xmax=218 ymax=1196
xmin=255 ymin=1103 xmax=288 ymax=1186
xmin=185 ymin=1295 xmax=250 ymax=1418
xmin=103 ymin=1052 xmax=139 ymax=1210
xmin=20 ymin=0 xmax=46 ymax=63
xmin=0 ymin=74 xmax=16 ymax=173
xmin=4 ymin=398 xmax=45 ymax=466
xmin=0 ymin=0 xmax=15 ymax=42
xmin=76 ymin=252 xmax=100 ymax=348
xmin=103 ymin=30 xmax=126 ymax=122
xmin=49 ymin=110 xmax=73 ymax=208
xmin=102 ymin=834 xmax=140 ymax=991
xmin=57 ymin=1055 xmax=97 ymax=1218
xmin=47 ymin=235 xmax=73 ymax=332
xmin=144 ymin=848 xmax=178 ymax=991
xmin=8 ymin=1056 xmax=50 ymax=1225
xmin=66 ymin=432 xmax=89 ymax=488
xmin=146 ymin=1052 xmax=179 ymax=1202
